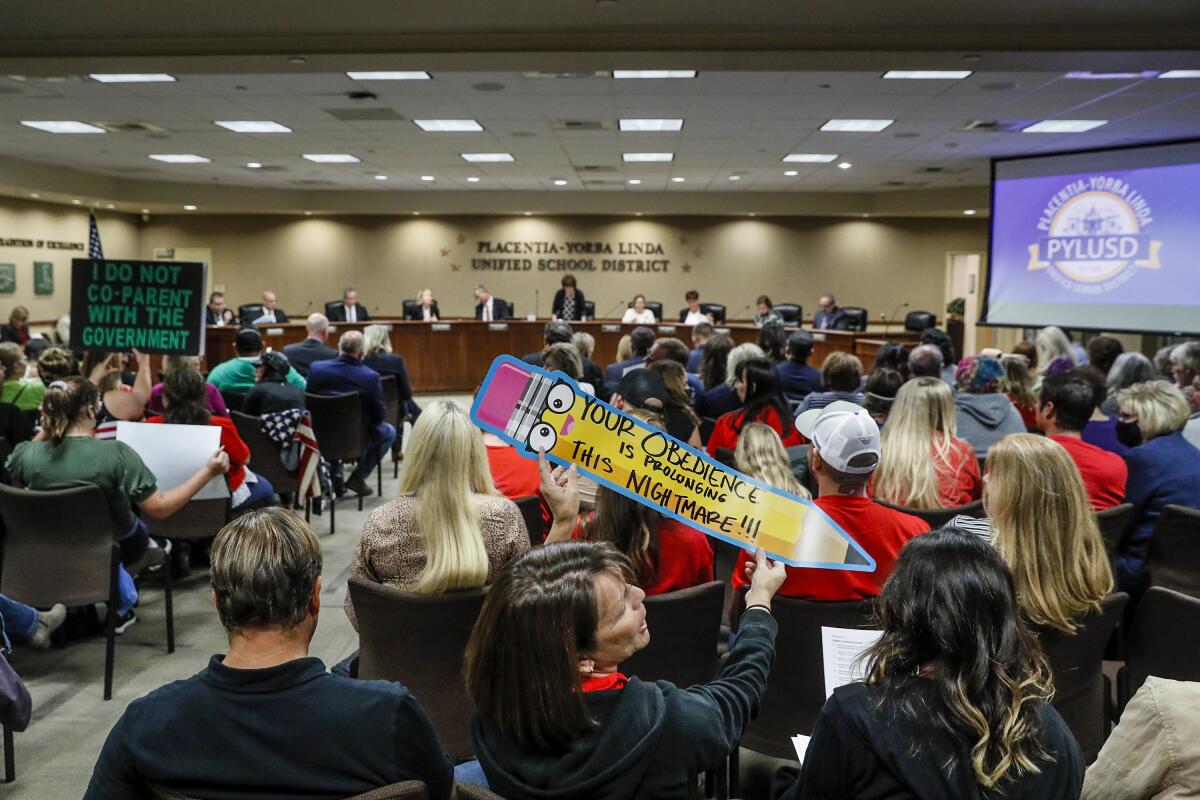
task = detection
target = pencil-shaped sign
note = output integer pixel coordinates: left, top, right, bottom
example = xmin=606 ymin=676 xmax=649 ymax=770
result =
xmin=472 ymin=356 xmax=875 ymax=570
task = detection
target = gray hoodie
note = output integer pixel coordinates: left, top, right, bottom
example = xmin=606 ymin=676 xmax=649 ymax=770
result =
xmin=954 ymin=392 xmax=1027 ymax=457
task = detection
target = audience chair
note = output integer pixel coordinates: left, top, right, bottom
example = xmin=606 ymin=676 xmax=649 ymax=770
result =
xmin=230 ymin=411 xmax=305 ymax=515
xmin=1035 ymin=592 xmax=1128 ymax=762
xmin=454 ymin=783 xmax=506 ymax=800
xmin=513 ymin=495 xmax=544 ymax=546
xmin=875 ymin=498 xmax=983 ymax=529
xmin=699 ymin=303 xmax=726 ymax=324
xmin=148 ymin=497 xmax=231 ymax=541
xmin=1146 ymin=504 xmax=1200 ymax=599
xmin=699 ymin=417 xmax=716 ymax=445
xmin=378 ymin=375 xmax=402 ymax=482
xmin=218 ymin=389 xmax=245 ymax=414
xmin=714 ymin=447 xmax=737 ymax=469
xmin=903 ymin=310 xmax=936 ymax=331
xmin=622 ymin=581 xmax=724 ymax=688
xmin=349 ymin=577 xmax=487 ymax=762
xmin=1094 ymin=503 xmax=1134 ymax=575
xmin=236 ymin=303 xmax=264 ymax=323
xmin=731 ymin=586 xmax=876 ymax=760
xmin=1117 ymin=587 xmax=1200 ymax=713
xmin=3 ymin=723 xmax=11 ymax=783
xmin=148 ymin=781 xmax=430 ymax=800
xmin=305 ymin=391 xmax=369 ymax=524
xmin=772 ymin=304 xmax=802 ymax=324
xmin=832 ymin=307 xmax=868 ymax=331
xmin=0 ymin=484 xmax=174 ymax=701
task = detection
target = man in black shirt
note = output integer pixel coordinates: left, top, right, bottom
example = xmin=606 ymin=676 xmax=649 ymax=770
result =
xmin=84 ymin=508 xmax=453 ymax=800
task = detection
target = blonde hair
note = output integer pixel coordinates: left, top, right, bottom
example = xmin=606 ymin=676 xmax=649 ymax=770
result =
xmin=725 ymin=342 xmax=766 ymax=386
xmin=417 ymin=288 xmax=433 ymax=304
xmin=397 ymin=401 xmax=494 ymax=593
xmin=999 ymin=354 xmax=1036 ymax=407
xmin=986 ymin=434 xmax=1113 ymax=633
xmin=9 ymin=306 xmax=28 ymax=326
xmin=734 ymin=423 xmax=811 ymax=499
xmin=616 ymin=334 xmax=633 ymax=363
xmin=1117 ymin=381 xmax=1190 ymax=440
xmin=163 ymin=355 xmax=199 ymax=374
xmin=874 ymin=377 xmax=961 ymax=509
xmin=1035 ymin=326 xmax=1076 ymax=374
xmin=363 ymin=324 xmax=392 ymax=356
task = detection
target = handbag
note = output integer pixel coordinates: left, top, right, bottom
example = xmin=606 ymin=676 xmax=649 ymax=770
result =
xmin=0 ymin=652 xmax=32 ymax=732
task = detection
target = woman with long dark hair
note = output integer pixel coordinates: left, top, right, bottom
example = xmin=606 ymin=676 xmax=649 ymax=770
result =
xmin=776 ymin=528 xmax=1083 ymax=799
xmin=466 ymin=541 xmax=787 ymax=797
xmin=706 ymin=357 xmax=800 ymax=455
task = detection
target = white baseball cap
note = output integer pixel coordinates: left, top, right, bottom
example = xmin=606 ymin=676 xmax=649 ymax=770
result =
xmin=795 ymin=400 xmax=881 ymax=475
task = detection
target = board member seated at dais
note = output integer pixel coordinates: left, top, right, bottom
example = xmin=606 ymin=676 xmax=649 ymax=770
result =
xmin=251 ymin=291 xmax=288 ymax=325
xmin=327 ymin=287 xmax=369 ymax=323
xmin=405 ymin=288 xmax=440 ymax=321
xmin=474 ymin=285 xmax=511 ymax=321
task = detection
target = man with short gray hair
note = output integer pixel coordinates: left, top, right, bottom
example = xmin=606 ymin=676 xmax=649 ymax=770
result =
xmin=306 ymin=330 xmax=396 ymax=496
xmin=84 ymin=509 xmax=453 ymax=799
xmin=908 ymin=344 xmax=945 ymax=381
xmin=282 ymin=312 xmax=336 ymax=377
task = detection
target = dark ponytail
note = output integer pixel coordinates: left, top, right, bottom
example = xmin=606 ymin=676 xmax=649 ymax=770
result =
xmin=162 ymin=369 xmax=211 ymax=426
xmin=41 ymin=377 xmax=98 ymax=445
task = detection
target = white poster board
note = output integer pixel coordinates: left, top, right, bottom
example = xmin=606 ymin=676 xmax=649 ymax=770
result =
xmin=116 ymin=421 xmax=228 ymax=500
xmin=821 ymin=626 xmax=883 ymax=699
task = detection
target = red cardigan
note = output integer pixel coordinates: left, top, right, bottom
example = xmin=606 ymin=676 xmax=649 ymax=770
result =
xmin=145 ymin=415 xmax=250 ymax=490
xmin=706 ymin=405 xmax=801 ymax=456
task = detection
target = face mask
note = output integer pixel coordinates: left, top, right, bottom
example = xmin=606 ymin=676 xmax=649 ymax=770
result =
xmin=1115 ymin=419 xmax=1142 ymax=448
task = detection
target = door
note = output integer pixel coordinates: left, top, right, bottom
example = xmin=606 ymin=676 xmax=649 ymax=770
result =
xmin=946 ymin=252 xmax=982 ymax=356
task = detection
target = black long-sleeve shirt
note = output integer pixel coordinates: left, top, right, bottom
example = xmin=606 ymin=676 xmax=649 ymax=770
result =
xmin=84 ymin=655 xmax=453 ymax=800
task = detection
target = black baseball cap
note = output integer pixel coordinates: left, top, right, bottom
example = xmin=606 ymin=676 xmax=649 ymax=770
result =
xmin=235 ymin=328 xmax=264 ymax=354
xmin=617 ymin=368 xmax=668 ymax=411
xmin=251 ymin=350 xmax=290 ymax=376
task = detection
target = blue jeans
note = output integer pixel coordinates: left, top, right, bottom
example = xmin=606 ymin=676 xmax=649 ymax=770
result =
xmin=116 ymin=518 xmax=153 ymax=616
xmin=0 ymin=593 xmax=38 ymax=649
xmin=453 ymin=760 xmax=489 ymax=788
xmin=353 ymin=422 xmax=396 ymax=480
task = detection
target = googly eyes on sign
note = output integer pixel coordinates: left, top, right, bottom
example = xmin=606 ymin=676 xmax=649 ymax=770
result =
xmin=527 ymin=421 xmax=557 ymax=452
xmin=547 ymin=382 xmax=575 ymax=414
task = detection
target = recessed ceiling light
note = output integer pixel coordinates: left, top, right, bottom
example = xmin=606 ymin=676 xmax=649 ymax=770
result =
xmin=304 ymin=211 xmax=313 ymax=216
xmin=821 ymin=119 xmax=894 ymax=132
xmin=882 ymin=70 xmax=972 ymax=80
xmin=215 ymin=120 xmax=292 ymax=133
xmin=105 ymin=203 xmax=115 ymax=209
xmin=89 ymin=73 xmax=176 ymax=83
xmin=613 ymin=70 xmax=697 ymax=79
xmin=303 ymin=153 xmax=360 ymax=163
xmin=421 ymin=175 xmax=436 ymax=182
xmin=784 ymin=170 xmax=799 ymax=176
xmin=837 ymin=162 xmax=853 ymax=169
xmin=346 ymin=71 xmax=431 ymax=80
xmin=184 ymin=205 xmax=197 ymax=211
xmin=246 ymin=162 xmax=263 ymax=169
xmin=149 ymin=154 xmax=210 ymax=163
xmin=963 ymin=209 xmax=977 ymax=215
xmin=1064 ymin=71 xmax=1160 ymax=80
xmin=728 ymin=175 xmax=741 ymax=181
xmin=466 ymin=176 xmax=481 ymax=183
xmin=141 ymin=208 xmax=149 ymax=213
xmin=374 ymin=174 xmax=388 ymax=181
xmin=1159 ymin=70 xmax=1200 ymax=79
xmin=553 ymin=179 xmax=568 ymax=186
xmin=782 ymin=153 xmax=839 ymax=163
xmin=623 ymin=152 xmax=673 ymax=162
xmin=671 ymin=177 xmax=686 ymax=183
xmin=627 ymin=179 xmax=642 ymax=185
xmin=748 ymin=212 xmax=757 ymax=217
xmin=20 ymin=120 xmax=105 ymax=134
xmin=861 ymin=214 xmax=870 ymax=218
xmin=1022 ymin=119 xmax=1108 ymax=133
xmin=414 ymin=119 xmax=483 ymax=132
xmin=461 ymin=153 xmax=514 ymax=162
xmin=71 ymin=199 xmax=81 ymax=205
xmin=412 ymin=211 xmax=421 ymax=216
xmin=524 ymin=211 xmax=533 ymax=216
xmin=634 ymin=212 xmax=643 ymax=217
xmin=29 ymin=193 xmax=39 ymax=198
xmin=619 ymin=118 xmax=684 ymax=132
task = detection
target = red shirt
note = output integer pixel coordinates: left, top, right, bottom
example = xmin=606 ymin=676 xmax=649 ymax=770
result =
xmin=937 ymin=437 xmax=983 ymax=506
xmin=1050 ymin=434 xmax=1128 ymax=510
xmin=485 ymin=442 xmax=551 ymax=534
xmin=731 ymin=494 xmax=929 ymax=600
xmin=1008 ymin=396 xmax=1038 ymax=431
xmin=706 ymin=406 xmax=801 ymax=456
xmin=145 ymin=415 xmax=250 ymax=490
xmin=643 ymin=518 xmax=715 ymax=596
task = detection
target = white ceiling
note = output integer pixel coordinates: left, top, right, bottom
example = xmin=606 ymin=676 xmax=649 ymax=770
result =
xmin=2 ymin=68 xmax=1199 ymax=198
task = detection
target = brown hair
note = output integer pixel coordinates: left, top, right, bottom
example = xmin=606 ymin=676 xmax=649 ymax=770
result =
xmin=821 ymin=351 xmax=863 ymax=392
xmin=162 ymin=368 xmax=212 ymax=426
xmin=81 ymin=351 xmax=122 ymax=394
xmin=210 ymin=508 xmax=323 ymax=633
xmin=41 ymin=376 xmax=98 ymax=445
xmin=647 ymin=360 xmax=700 ymax=429
xmin=465 ymin=542 xmax=633 ymax=752
xmin=37 ymin=347 xmax=78 ymax=385
xmin=699 ymin=333 xmax=734 ymax=391
xmin=0 ymin=342 xmax=23 ymax=377
xmin=9 ymin=306 xmax=28 ymax=326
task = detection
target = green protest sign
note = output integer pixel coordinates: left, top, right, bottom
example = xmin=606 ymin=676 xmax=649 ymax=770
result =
xmin=70 ymin=259 xmax=207 ymax=355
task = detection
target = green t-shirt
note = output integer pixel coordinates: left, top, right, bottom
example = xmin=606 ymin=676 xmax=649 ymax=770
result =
xmin=1 ymin=380 xmax=45 ymax=412
xmin=6 ymin=437 xmax=158 ymax=533
xmin=206 ymin=357 xmax=306 ymax=394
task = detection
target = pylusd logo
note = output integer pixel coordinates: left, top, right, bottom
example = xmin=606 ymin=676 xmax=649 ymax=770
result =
xmin=1027 ymin=175 xmax=1162 ymax=294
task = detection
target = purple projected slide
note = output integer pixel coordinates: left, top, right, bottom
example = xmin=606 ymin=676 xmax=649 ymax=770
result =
xmin=986 ymin=141 xmax=1200 ymax=333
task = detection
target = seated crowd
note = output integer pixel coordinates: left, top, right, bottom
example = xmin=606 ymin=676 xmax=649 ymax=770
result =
xmin=1 ymin=311 xmax=1198 ymax=800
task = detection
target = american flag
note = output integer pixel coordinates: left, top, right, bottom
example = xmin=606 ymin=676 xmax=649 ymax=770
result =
xmin=88 ymin=212 xmax=104 ymax=259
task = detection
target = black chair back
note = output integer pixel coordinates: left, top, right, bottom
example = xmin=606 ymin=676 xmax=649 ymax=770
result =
xmin=903 ymin=310 xmax=936 ymax=331
xmin=700 ymin=303 xmax=726 ymax=324
xmin=621 ymin=581 xmax=724 ymax=688
xmin=149 ymin=780 xmax=430 ymax=800
xmin=1036 ymin=592 xmax=1128 ymax=762
xmin=231 ymin=411 xmax=299 ymax=495
xmin=733 ymin=587 xmax=876 ymax=759
xmin=714 ymin=447 xmax=737 ymax=469
xmin=500 ymin=300 xmax=515 ymax=318
xmin=833 ymin=307 xmax=868 ymax=331
xmin=773 ymin=303 xmax=802 ymax=324
xmin=1120 ymin=587 xmax=1200 ymax=710
xmin=699 ymin=417 xmax=716 ymax=445
xmin=1147 ymin=504 xmax=1200 ymax=599
xmin=350 ymin=578 xmax=486 ymax=762
xmin=401 ymin=299 xmax=420 ymax=319
xmin=875 ymin=498 xmax=983 ymax=529
xmin=324 ymin=300 xmax=345 ymax=319
xmin=305 ymin=392 xmax=366 ymax=462
xmin=219 ymin=389 xmax=245 ymax=413
xmin=148 ymin=497 xmax=231 ymax=541
xmin=379 ymin=375 xmax=400 ymax=429
xmin=237 ymin=303 xmax=264 ymax=323
xmin=513 ymin=495 xmax=544 ymax=546
xmin=584 ymin=300 xmax=596 ymax=318
xmin=1095 ymin=503 xmax=1135 ymax=576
